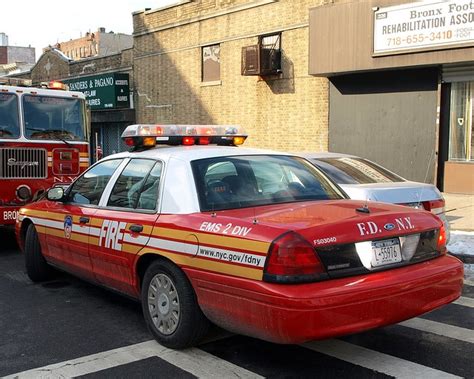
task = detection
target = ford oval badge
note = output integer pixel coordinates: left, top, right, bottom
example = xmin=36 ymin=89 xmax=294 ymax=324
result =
xmin=384 ymin=223 xmax=395 ymax=231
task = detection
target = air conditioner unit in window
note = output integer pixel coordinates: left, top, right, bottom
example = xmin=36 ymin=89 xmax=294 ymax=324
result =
xmin=241 ymin=44 xmax=282 ymax=76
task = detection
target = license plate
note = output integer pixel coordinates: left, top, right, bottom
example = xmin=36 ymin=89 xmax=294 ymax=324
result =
xmin=371 ymin=238 xmax=401 ymax=267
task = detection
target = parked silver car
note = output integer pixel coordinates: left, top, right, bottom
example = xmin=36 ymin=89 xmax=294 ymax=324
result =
xmin=301 ymin=152 xmax=450 ymax=241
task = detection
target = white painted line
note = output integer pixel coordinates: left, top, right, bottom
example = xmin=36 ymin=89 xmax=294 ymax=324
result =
xmin=399 ymin=318 xmax=474 ymax=344
xmin=304 ymin=339 xmax=461 ymax=379
xmin=464 ymin=279 xmax=474 ymax=287
xmin=4 ymin=340 xmax=262 ymax=379
xmin=453 ymin=296 xmax=474 ymax=308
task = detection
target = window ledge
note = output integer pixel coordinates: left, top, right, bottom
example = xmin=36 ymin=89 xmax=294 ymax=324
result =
xmin=201 ymin=80 xmax=222 ymax=87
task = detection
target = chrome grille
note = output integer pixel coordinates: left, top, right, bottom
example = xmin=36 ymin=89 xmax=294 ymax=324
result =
xmin=0 ymin=148 xmax=47 ymax=179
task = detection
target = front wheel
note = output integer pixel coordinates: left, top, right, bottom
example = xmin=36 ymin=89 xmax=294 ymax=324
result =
xmin=24 ymin=224 xmax=53 ymax=282
xmin=141 ymin=260 xmax=210 ymax=349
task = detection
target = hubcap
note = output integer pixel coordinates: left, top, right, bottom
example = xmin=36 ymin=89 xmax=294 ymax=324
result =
xmin=147 ymin=273 xmax=180 ymax=335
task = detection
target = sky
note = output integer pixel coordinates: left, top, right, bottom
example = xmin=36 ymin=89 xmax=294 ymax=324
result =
xmin=1 ymin=0 xmax=179 ymax=61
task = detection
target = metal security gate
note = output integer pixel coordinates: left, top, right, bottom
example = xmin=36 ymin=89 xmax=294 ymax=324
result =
xmin=91 ymin=123 xmax=129 ymax=163
xmin=102 ymin=124 xmax=129 ymax=156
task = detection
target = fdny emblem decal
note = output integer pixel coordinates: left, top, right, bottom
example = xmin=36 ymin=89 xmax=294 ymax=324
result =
xmin=357 ymin=217 xmax=415 ymax=236
xmin=384 ymin=223 xmax=396 ymax=231
xmin=64 ymin=215 xmax=73 ymax=239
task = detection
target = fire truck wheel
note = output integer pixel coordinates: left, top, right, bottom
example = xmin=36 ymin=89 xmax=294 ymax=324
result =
xmin=141 ymin=260 xmax=210 ymax=349
xmin=25 ymin=224 xmax=53 ymax=282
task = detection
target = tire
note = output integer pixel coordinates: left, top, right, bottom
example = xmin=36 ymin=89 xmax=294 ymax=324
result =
xmin=24 ymin=224 xmax=53 ymax=282
xmin=141 ymin=260 xmax=210 ymax=349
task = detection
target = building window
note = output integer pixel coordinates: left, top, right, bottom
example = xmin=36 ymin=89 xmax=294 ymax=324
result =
xmin=202 ymin=44 xmax=220 ymax=82
xmin=449 ymin=81 xmax=474 ymax=162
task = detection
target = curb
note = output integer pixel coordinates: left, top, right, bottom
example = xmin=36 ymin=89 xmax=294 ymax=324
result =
xmin=450 ymin=253 xmax=474 ymax=264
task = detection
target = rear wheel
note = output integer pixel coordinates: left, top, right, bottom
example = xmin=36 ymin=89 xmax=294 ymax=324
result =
xmin=24 ymin=224 xmax=53 ymax=282
xmin=141 ymin=260 xmax=210 ymax=349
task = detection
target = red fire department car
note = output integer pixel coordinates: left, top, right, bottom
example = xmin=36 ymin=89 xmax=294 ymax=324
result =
xmin=0 ymin=79 xmax=90 ymax=227
xmin=16 ymin=125 xmax=463 ymax=349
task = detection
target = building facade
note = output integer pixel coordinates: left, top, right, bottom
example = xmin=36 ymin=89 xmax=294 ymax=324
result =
xmin=0 ymin=33 xmax=35 ymax=76
xmin=132 ymin=0 xmax=330 ymax=153
xmin=309 ymin=0 xmax=474 ymax=194
xmin=23 ymin=48 xmax=135 ymax=159
xmin=53 ymin=28 xmax=133 ymax=61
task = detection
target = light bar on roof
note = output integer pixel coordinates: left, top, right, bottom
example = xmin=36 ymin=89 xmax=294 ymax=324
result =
xmin=121 ymin=124 xmax=247 ymax=149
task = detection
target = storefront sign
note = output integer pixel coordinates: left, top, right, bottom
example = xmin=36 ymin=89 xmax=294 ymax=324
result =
xmin=65 ymin=73 xmax=130 ymax=110
xmin=373 ymin=0 xmax=474 ymax=56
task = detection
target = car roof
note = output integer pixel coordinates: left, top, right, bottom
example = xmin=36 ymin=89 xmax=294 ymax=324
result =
xmin=105 ymin=145 xmax=290 ymax=163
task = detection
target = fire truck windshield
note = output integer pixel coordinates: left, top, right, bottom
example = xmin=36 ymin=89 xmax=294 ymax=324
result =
xmin=0 ymin=93 xmax=21 ymax=139
xmin=23 ymin=95 xmax=86 ymax=141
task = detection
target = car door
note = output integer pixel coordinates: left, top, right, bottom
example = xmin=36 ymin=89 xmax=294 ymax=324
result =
xmin=88 ymin=158 xmax=162 ymax=296
xmin=44 ymin=158 xmax=124 ymax=279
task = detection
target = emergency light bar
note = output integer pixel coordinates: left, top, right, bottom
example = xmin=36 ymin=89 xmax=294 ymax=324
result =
xmin=121 ymin=124 xmax=247 ymax=149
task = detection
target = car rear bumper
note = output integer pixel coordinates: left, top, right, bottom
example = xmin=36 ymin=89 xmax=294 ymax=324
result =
xmin=186 ymin=255 xmax=463 ymax=344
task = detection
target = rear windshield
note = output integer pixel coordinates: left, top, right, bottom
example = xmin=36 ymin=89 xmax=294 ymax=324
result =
xmin=192 ymin=155 xmax=344 ymax=211
xmin=312 ymin=157 xmax=404 ymax=185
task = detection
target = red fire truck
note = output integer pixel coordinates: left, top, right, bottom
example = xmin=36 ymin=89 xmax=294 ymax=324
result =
xmin=0 ymin=79 xmax=90 ymax=227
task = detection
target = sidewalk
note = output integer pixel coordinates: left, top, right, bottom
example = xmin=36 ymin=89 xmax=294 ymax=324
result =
xmin=443 ymin=193 xmax=474 ymax=232
xmin=443 ymin=193 xmax=474 ymax=266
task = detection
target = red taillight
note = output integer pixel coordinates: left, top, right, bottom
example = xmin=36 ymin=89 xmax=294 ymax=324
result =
xmin=182 ymin=136 xmax=195 ymax=145
xmin=264 ymin=232 xmax=327 ymax=283
xmin=124 ymin=137 xmax=135 ymax=146
xmin=423 ymin=199 xmax=445 ymax=215
xmin=437 ymin=225 xmax=447 ymax=254
xmin=198 ymin=137 xmax=210 ymax=145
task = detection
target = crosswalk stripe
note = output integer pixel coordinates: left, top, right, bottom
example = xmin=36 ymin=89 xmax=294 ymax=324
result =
xmin=464 ymin=279 xmax=474 ymax=287
xmin=303 ymin=339 xmax=461 ymax=379
xmin=399 ymin=318 xmax=474 ymax=344
xmin=453 ymin=296 xmax=474 ymax=308
xmin=4 ymin=340 xmax=263 ymax=379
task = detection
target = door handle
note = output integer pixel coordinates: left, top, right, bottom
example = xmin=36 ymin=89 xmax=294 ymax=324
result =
xmin=79 ymin=216 xmax=90 ymax=224
xmin=129 ymin=224 xmax=143 ymax=233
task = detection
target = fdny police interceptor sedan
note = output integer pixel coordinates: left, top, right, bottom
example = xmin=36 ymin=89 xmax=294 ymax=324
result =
xmin=16 ymin=125 xmax=463 ymax=349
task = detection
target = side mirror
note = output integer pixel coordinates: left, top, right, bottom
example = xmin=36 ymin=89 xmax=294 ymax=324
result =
xmin=47 ymin=187 xmax=65 ymax=201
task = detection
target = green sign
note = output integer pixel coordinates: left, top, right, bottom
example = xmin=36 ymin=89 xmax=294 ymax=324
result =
xmin=64 ymin=73 xmax=130 ymax=110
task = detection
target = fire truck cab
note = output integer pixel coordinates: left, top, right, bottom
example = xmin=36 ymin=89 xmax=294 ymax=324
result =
xmin=0 ymin=78 xmax=90 ymax=227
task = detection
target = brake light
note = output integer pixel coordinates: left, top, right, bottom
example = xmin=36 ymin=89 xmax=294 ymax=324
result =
xmin=124 ymin=137 xmax=135 ymax=146
xmin=437 ymin=225 xmax=447 ymax=254
xmin=263 ymin=232 xmax=327 ymax=283
xmin=423 ymin=199 xmax=445 ymax=215
xmin=182 ymin=136 xmax=195 ymax=145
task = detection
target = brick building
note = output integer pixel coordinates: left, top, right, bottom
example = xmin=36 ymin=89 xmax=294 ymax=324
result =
xmin=21 ymin=47 xmax=135 ymax=158
xmin=0 ymin=33 xmax=35 ymax=76
xmin=132 ymin=0 xmax=474 ymax=194
xmin=53 ymin=28 xmax=133 ymax=61
xmin=132 ymin=0 xmax=330 ymax=153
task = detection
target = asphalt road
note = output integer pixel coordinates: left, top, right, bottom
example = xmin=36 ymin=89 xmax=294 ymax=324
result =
xmin=1 ymin=230 xmax=473 ymax=379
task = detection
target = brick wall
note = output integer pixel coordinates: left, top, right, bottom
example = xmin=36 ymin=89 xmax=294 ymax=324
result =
xmin=31 ymin=50 xmax=70 ymax=84
xmin=56 ymin=30 xmax=132 ymax=61
xmin=133 ymin=0 xmax=329 ymax=152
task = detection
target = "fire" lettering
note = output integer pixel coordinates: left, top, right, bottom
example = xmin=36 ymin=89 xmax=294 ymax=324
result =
xmin=99 ymin=220 xmax=127 ymax=250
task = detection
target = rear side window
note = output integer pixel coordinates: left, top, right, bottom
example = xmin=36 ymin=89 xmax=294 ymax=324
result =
xmin=313 ymin=158 xmax=404 ymax=185
xmin=68 ymin=159 xmax=123 ymax=205
xmin=192 ymin=155 xmax=344 ymax=212
xmin=107 ymin=159 xmax=162 ymax=211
